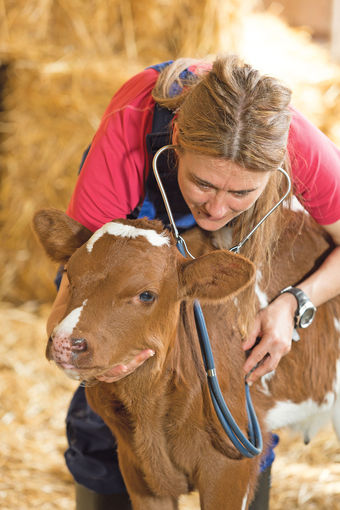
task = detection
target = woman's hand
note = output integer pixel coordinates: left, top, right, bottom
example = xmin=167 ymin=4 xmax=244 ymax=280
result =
xmin=242 ymin=221 xmax=340 ymax=384
xmin=242 ymin=293 xmax=297 ymax=384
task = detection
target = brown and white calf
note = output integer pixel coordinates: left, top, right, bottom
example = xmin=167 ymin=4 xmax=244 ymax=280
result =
xmin=33 ymin=209 xmax=340 ymax=510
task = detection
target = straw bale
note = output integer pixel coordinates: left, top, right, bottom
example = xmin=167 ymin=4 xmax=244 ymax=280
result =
xmin=0 ymin=0 xmax=246 ymax=61
xmin=0 ymin=57 xmax=142 ymax=303
xmin=0 ymin=0 xmax=248 ymax=304
xmin=0 ymin=300 xmax=339 ymax=509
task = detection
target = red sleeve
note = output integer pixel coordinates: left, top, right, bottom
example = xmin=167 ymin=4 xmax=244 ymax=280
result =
xmin=288 ymin=106 xmax=340 ymax=225
xmin=67 ymin=68 xmax=158 ymax=232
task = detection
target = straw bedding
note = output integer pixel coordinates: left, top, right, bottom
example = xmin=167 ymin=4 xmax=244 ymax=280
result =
xmin=0 ymin=301 xmax=339 ymax=509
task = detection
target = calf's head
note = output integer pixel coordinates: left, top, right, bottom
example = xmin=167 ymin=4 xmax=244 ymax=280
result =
xmin=33 ymin=209 xmax=255 ymax=384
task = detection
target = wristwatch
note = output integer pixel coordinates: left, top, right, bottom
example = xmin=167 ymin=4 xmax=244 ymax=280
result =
xmin=280 ymin=286 xmax=316 ymax=329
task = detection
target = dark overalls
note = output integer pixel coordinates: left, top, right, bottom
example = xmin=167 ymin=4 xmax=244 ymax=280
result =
xmin=61 ymin=61 xmax=277 ymax=498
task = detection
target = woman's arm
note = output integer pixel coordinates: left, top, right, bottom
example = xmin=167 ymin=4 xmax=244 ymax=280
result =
xmin=243 ymin=220 xmax=340 ymax=383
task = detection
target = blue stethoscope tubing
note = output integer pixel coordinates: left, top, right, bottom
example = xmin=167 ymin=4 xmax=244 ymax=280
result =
xmin=153 ymin=145 xmax=292 ymax=458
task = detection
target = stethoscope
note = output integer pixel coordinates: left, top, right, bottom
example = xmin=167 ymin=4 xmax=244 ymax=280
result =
xmin=153 ymin=144 xmax=292 ymax=258
xmin=152 ymin=144 xmax=292 ymax=458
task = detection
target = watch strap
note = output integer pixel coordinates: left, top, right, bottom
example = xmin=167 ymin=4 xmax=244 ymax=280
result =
xmin=280 ymin=285 xmax=305 ymax=305
xmin=280 ymin=286 xmax=315 ymax=329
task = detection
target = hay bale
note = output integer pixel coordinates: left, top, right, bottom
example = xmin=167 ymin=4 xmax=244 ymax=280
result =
xmin=0 ymin=58 xmax=141 ymax=302
xmin=0 ymin=0 xmax=248 ymax=304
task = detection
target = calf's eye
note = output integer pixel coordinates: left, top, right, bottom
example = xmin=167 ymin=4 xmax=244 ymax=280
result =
xmin=139 ymin=291 xmax=156 ymax=303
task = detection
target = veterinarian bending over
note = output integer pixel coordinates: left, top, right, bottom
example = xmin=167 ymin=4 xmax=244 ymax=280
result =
xmin=47 ymin=57 xmax=340 ymax=509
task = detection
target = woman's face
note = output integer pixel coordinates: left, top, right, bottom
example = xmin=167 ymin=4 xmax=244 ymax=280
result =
xmin=177 ymin=151 xmax=271 ymax=232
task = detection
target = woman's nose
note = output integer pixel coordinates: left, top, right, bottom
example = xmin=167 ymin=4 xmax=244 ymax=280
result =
xmin=204 ymin=193 xmax=230 ymax=219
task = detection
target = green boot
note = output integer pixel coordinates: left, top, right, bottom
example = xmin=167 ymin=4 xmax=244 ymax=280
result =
xmin=75 ymin=483 xmax=133 ymax=510
xmin=248 ymin=465 xmax=271 ymax=510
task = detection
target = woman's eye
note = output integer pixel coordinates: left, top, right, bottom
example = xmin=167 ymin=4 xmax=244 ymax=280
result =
xmin=139 ymin=291 xmax=156 ymax=303
xmin=232 ymin=191 xmax=249 ymax=198
xmin=197 ymin=182 xmax=211 ymax=191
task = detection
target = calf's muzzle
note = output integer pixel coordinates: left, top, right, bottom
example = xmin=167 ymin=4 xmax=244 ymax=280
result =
xmin=46 ymin=333 xmax=88 ymax=366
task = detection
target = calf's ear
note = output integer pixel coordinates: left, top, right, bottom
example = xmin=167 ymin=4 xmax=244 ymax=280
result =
xmin=33 ymin=208 xmax=92 ymax=263
xmin=178 ymin=250 xmax=255 ymax=302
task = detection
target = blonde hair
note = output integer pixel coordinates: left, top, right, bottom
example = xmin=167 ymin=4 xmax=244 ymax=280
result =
xmin=152 ymin=55 xmax=292 ymax=272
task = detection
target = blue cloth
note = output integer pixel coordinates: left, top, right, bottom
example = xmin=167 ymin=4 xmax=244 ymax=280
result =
xmin=261 ymin=433 xmax=279 ymax=471
xmin=65 ymin=386 xmax=127 ymax=494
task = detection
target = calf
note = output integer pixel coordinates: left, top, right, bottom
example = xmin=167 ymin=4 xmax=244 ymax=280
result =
xmin=33 ymin=209 xmax=340 ymax=510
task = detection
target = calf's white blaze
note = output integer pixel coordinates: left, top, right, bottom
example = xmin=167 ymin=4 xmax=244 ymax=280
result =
xmin=53 ymin=299 xmax=88 ymax=337
xmin=87 ymin=222 xmax=170 ymax=252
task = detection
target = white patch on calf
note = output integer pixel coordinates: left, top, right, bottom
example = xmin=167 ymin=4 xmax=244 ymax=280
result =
xmin=260 ymin=371 xmax=275 ymax=396
xmin=265 ymin=392 xmax=336 ymax=443
xmin=283 ymin=196 xmax=309 ymax=214
xmin=53 ymin=299 xmax=88 ymax=337
xmin=334 ymin=317 xmax=340 ymax=334
xmin=255 ymin=270 xmax=268 ymax=309
xmin=334 ymin=359 xmax=340 ymax=394
xmin=87 ymin=222 xmax=170 ymax=252
xmin=232 ymin=296 xmax=239 ymax=310
xmin=64 ymin=368 xmax=82 ymax=381
xmin=241 ymin=485 xmax=249 ymax=510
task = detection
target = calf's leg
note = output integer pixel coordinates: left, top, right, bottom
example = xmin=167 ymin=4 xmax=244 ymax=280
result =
xmin=129 ymin=494 xmax=179 ymax=510
xmin=118 ymin=456 xmax=179 ymax=510
xmin=196 ymin=456 xmax=257 ymax=510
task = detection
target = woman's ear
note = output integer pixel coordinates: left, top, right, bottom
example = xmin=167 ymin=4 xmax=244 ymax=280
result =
xmin=172 ymin=122 xmax=179 ymax=145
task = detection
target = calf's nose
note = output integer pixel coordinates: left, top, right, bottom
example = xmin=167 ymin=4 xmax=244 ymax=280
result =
xmin=71 ymin=337 xmax=88 ymax=353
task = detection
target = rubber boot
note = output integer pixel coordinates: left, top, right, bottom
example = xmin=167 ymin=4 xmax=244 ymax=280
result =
xmin=248 ymin=465 xmax=271 ymax=510
xmin=75 ymin=482 xmax=133 ymax=510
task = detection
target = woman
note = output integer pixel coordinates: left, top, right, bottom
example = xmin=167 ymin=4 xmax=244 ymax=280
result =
xmin=48 ymin=56 xmax=340 ymax=509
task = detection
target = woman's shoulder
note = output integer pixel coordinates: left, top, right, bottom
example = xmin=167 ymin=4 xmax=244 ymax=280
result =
xmin=288 ymin=106 xmax=339 ymax=155
xmin=288 ymin=106 xmax=340 ymax=225
xmin=101 ymin=67 xmax=159 ymax=116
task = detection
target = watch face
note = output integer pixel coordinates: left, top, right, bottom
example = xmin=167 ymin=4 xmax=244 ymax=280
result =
xmin=300 ymin=308 xmax=316 ymax=328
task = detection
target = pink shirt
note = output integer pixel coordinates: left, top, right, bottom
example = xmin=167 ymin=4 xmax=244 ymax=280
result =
xmin=288 ymin=107 xmax=340 ymax=224
xmin=67 ymin=68 xmax=340 ymax=232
